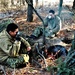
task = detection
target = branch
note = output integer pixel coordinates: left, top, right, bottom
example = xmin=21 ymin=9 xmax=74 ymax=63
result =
xmin=26 ymin=0 xmax=44 ymax=23
xmin=25 ymin=0 xmax=46 ymax=45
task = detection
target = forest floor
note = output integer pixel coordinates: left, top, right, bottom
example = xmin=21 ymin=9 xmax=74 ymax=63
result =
xmin=0 ymin=5 xmax=75 ymax=75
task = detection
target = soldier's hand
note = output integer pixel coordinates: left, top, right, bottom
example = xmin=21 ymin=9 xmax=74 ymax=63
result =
xmin=49 ymin=30 xmax=52 ymax=33
xmin=21 ymin=54 xmax=29 ymax=63
xmin=27 ymin=46 xmax=31 ymax=51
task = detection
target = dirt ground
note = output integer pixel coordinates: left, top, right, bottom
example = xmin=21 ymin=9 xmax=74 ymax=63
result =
xmin=0 ymin=7 xmax=75 ymax=75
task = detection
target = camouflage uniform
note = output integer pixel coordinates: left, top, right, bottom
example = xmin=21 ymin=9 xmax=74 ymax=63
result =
xmin=32 ymin=15 xmax=61 ymax=38
xmin=0 ymin=30 xmax=31 ymax=68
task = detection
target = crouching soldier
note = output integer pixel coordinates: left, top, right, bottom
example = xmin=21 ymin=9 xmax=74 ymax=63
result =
xmin=29 ymin=10 xmax=61 ymax=39
xmin=0 ymin=23 xmax=31 ymax=68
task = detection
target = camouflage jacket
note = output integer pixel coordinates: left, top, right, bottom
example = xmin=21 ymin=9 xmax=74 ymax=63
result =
xmin=44 ymin=15 xmax=61 ymax=37
xmin=0 ymin=30 xmax=30 ymax=63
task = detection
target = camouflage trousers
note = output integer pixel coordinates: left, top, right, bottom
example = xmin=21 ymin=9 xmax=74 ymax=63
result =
xmin=5 ymin=56 xmax=24 ymax=68
xmin=32 ymin=26 xmax=55 ymax=38
xmin=4 ymin=42 xmax=29 ymax=68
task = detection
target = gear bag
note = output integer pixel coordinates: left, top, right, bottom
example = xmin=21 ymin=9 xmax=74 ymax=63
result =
xmin=0 ymin=18 xmax=14 ymax=32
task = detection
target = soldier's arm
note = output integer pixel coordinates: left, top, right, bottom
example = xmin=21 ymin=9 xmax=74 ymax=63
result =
xmin=52 ymin=16 xmax=61 ymax=34
xmin=20 ymin=37 xmax=31 ymax=51
xmin=0 ymin=39 xmax=21 ymax=57
xmin=43 ymin=17 xmax=48 ymax=27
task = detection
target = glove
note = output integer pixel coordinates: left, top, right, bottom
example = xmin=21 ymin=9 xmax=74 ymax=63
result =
xmin=21 ymin=54 xmax=29 ymax=63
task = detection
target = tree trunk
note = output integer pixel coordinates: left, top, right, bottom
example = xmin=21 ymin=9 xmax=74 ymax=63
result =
xmin=11 ymin=0 xmax=14 ymax=5
xmin=35 ymin=0 xmax=38 ymax=8
xmin=22 ymin=0 xmax=25 ymax=5
xmin=58 ymin=0 xmax=63 ymax=17
xmin=72 ymin=0 xmax=75 ymax=9
xmin=27 ymin=0 xmax=33 ymax=22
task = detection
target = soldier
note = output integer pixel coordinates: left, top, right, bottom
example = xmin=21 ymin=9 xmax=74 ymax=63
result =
xmin=29 ymin=10 xmax=61 ymax=39
xmin=0 ymin=23 xmax=31 ymax=68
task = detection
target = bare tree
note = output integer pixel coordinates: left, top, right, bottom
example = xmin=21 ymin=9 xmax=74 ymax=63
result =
xmin=58 ymin=0 xmax=63 ymax=17
xmin=35 ymin=0 xmax=38 ymax=8
xmin=26 ymin=0 xmax=33 ymax=22
xmin=72 ymin=0 xmax=75 ymax=9
xmin=22 ymin=0 xmax=25 ymax=5
xmin=11 ymin=0 xmax=14 ymax=5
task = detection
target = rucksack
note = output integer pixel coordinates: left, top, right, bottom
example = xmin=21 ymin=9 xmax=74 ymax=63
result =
xmin=0 ymin=18 xmax=14 ymax=32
